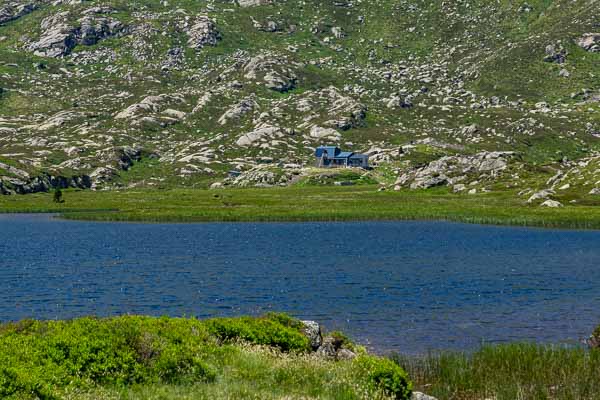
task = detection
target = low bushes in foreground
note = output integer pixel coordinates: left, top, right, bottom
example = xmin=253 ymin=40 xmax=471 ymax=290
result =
xmin=205 ymin=312 xmax=310 ymax=352
xmin=0 ymin=314 xmax=412 ymax=400
xmin=4 ymin=314 xmax=600 ymax=400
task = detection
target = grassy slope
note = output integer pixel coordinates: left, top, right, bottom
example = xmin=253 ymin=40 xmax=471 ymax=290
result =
xmin=2 ymin=186 xmax=600 ymax=228
xmin=1 ymin=0 xmax=599 ymax=188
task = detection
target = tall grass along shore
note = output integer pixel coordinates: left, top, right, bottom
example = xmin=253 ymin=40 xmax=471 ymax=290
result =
xmin=2 ymin=186 xmax=600 ymax=229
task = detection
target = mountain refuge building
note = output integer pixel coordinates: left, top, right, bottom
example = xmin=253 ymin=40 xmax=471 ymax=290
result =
xmin=314 ymin=146 xmax=369 ymax=169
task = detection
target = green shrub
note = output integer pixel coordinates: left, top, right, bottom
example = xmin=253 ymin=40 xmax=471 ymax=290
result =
xmin=590 ymin=325 xmax=600 ymax=348
xmin=0 ymin=367 xmax=58 ymax=400
xmin=327 ymin=331 xmax=354 ymax=350
xmin=153 ymin=346 xmax=216 ymax=384
xmin=354 ymin=355 xmax=413 ymax=400
xmin=205 ymin=313 xmax=310 ymax=352
xmin=0 ymin=316 xmax=215 ymax=398
xmin=0 ymin=314 xmax=409 ymax=399
xmin=263 ymin=312 xmax=305 ymax=330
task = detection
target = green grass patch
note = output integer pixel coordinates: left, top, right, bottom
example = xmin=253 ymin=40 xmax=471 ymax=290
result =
xmin=2 ymin=186 xmax=600 ymax=229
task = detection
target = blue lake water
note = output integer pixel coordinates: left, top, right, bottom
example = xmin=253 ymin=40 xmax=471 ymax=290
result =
xmin=1 ymin=214 xmax=600 ymax=354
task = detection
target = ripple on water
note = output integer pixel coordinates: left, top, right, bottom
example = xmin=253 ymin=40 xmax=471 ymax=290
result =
xmin=1 ymin=214 xmax=600 ymax=353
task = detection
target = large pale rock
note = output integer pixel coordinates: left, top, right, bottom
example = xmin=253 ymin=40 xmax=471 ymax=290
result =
xmin=238 ymin=0 xmax=272 ymax=7
xmin=0 ymin=2 xmax=36 ymax=25
xmin=187 ymin=16 xmax=221 ymax=50
xmin=35 ymin=110 xmax=86 ymax=131
xmin=395 ymin=152 xmax=514 ymax=191
xmin=96 ymin=146 xmax=142 ymax=171
xmin=222 ymin=165 xmax=290 ymax=188
xmin=116 ymin=102 xmax=154 ymax=119
xmin=577 ymin=33 xmax=600 ymax=52
xmin=90 ymin=166 xmax=118 ymax=188
xmin=315 ymin=335 xmax=356 ymax=360
xmin=540 ymin=199 xmax=563 ymax=208
xmin=410 ymin=175 xmax=448 ymax=190
xmin=527 ymin=189 xmax=555 ymax=204
xmin=236 ymin=124 xmax=291 ymax=147
xmin=316 ymin=337 xmax=337 ymax=358
xmin=28 ymin=11 xmax=123 ymax=58
xmin=301 ymin=321 xmax=322 ymax=350
xmin=219 ymin=97 xmax=258 ymax=125
xmin=309 ymin=126 xmax=341 ymax=141
xmin=78 ymin=15 xmax=123 ymax=46
xmin=412 ymin=392 xmax=438 ymax=400
xmin=0 ymin=162 xmax=29 ymax=180
xmin=28 ymin=12 xmax=75 ymax=58
xmin=243 ymin=55 xmax=297 ymax=92
xmin=115 ymin=94 xmax=184 ymax=120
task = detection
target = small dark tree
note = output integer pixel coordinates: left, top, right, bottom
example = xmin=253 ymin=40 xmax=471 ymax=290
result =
xmin=53 ymin=188 xmax=63 ymax=203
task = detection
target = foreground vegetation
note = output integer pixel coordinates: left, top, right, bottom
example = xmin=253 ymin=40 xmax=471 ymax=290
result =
xmin=3 ymin=314 xmax=600 ymax=400
xmin=2 ymin=186 xmax=600 ymax=229
xmin=0 ymin=314 xmax=411 ymax=400
xmin=398 ymin=343 xmax=600 ymax=400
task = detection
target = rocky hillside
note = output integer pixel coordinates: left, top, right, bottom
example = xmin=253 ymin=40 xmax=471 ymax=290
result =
xmin=0 ymin=0 xmax=599 ymax=200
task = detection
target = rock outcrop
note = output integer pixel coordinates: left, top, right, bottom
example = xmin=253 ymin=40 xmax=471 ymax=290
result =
xmin=220 ymin=165 xmax=301 ymax=188
xmin=543 ymin=43 xmax=567 ymax=63
xmin=115 ymin=94 xmax=186 ymax=127
xmin=301 ymin=321 xmax=356 ymax=361
xmin=243 ymin=55 xmax=298 ymax=92
xmin=219 ymin=97 xmax=258 ymax=125
xmin=527 ymin=189 xmax=555 ymax=204
xmin=28 ymin=11 xmax=123 ymax=57
xmin=0 ymin=174 xmax=91 ymax=195
xmin=236 ymin=124 xmax=294 ymax=147
xmin=577 ymin=33 xmax=600 ymax=52
xmin=301 ymin=320 xmax=322 ymax=350
xmin=309 ymin=126 xmax=342 ymax=141
xmin=187 ymin=16 xmax=221 ymax=50
xmin=395 ymin=152 xmax=516 ymax=190
xmin=0 ymin=2 xmax=36 ymax=25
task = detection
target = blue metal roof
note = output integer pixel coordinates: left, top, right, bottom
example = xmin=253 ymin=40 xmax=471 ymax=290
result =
xmin=335 ymin=152 xmax=354 ymax=159
xmin=315 ymin=146 xmax=340 ymax=157
xmin=316 ymin=146 xmax=369 ymax=163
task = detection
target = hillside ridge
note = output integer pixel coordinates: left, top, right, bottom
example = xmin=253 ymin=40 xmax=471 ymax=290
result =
xmin=0 ymin=0 xmax=599 ymax=204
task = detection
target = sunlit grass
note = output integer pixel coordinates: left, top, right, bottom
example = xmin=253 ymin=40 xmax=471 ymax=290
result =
xmin=1 ymin=186 xmax=600 ymax=229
